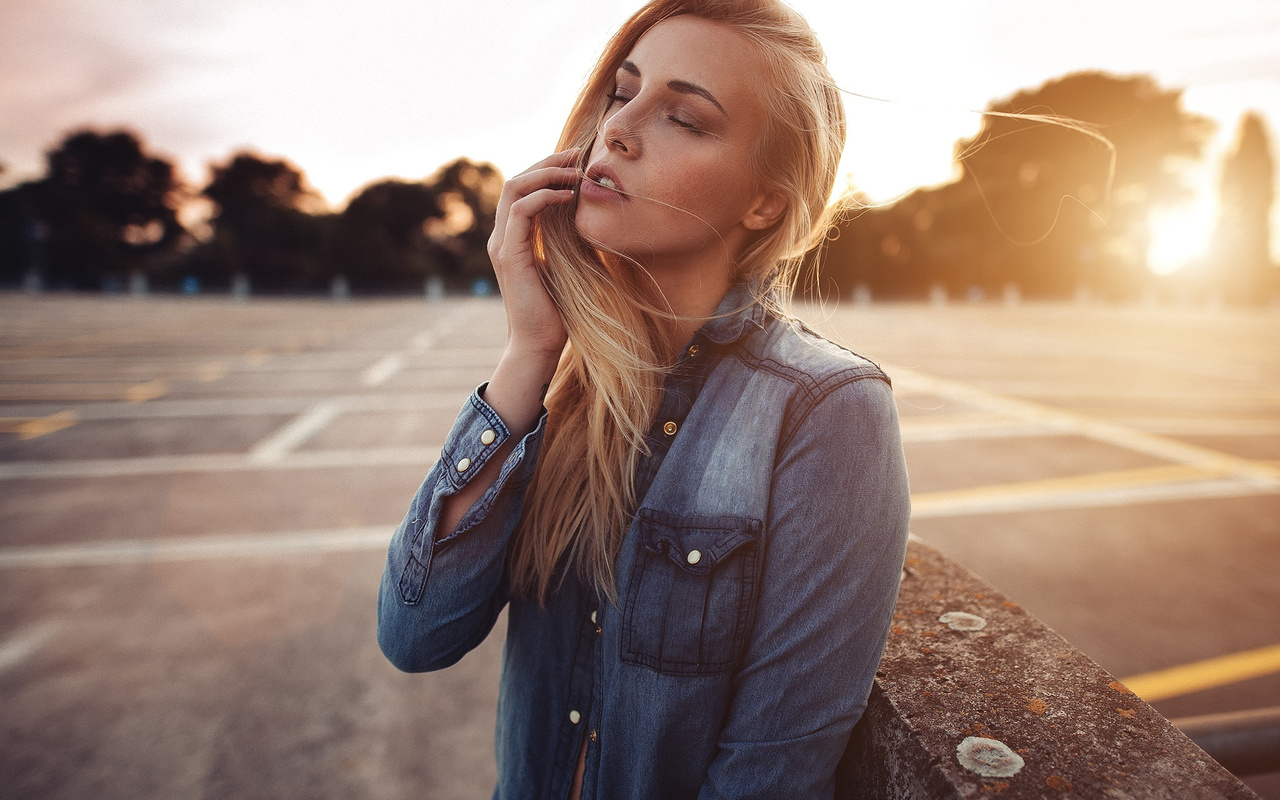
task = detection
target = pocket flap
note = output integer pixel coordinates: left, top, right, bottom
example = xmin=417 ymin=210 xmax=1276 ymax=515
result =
xmin=636 ymin=508 xmax=762 ymax=575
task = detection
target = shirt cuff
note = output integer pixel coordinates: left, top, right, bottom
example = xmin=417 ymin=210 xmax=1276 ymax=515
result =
xmin=437 ymin=382 xmax=546 ymax=493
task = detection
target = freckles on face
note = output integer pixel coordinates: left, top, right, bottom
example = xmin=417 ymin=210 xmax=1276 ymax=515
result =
xmin=575 ymin=15 xmax=770 ymax=261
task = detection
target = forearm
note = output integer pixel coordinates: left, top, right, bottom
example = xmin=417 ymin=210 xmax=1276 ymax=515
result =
xmin=378 ymin=385 xmax=550 ymax=672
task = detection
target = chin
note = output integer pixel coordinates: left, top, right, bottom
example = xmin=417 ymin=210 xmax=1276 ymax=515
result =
xmin=574 ymin=206 xmax=622 ymax=250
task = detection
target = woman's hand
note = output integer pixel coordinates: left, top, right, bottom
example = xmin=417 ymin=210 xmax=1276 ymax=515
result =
xmin=434 ymin=149 xmax=579 ymax=540
xmin=487 ymin=147 xmax=581 ymax=361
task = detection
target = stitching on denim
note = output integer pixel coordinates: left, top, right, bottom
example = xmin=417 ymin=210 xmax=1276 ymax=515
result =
xmin=780 ymin=372 xmax=892 ymax=453
xmin=397 ymin=552 xmax=427 ymax=605
xmin=621 ymin=514 xmax=760 ymax=676
xmin=441 ymin=392 xmax=513 ymax=491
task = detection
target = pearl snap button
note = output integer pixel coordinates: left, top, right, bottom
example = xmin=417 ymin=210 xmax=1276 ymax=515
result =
xmin=457 ymin=457 xmax=471 ymax=472
xmin=663 ymin=421 xmax=678 ymax=436
xmin=686 ymin=549 xmax=702 ymax=565
xmin=569 ymin=709 xmax=581 ymax=724
xmin=590 ymin=610 xmax=597 ymax=624
xmin=480 ymin=429 xmax=496 ymax=445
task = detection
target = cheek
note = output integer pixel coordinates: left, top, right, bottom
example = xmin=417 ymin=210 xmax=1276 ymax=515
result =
xmin=652 ymin=157 xmax=755 ymax=226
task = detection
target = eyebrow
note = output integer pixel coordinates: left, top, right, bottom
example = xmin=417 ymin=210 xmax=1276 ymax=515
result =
xmin=618 ymin=60 xmax=728 ymax=117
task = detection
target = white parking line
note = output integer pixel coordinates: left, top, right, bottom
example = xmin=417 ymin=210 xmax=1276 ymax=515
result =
xmin=912 ymin=473 xmax=1276 ymax=519
xmin=361 ymin=354 xmax=406 ymax=387
xmin=0 ymin=527 xmax=393 ymax=569
xmin=0 ymin=622 xmax=60 ymax=671
xmin=249 ymin=401 xmax=343 ymax=462
xmin=0 ymin=446 xmax=441 ymax=480
xmin=0 ymin=390 xmax=469 ymax=423
xmin=885 ymin=364 xmax=1280 ymax=485
xmin=1118 ymin=417 xmax=1280 ymax=436
xmin=898 ymin=416 xmax=1072 ymax=443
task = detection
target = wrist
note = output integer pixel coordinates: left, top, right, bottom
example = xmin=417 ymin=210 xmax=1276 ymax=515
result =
xmin=499 ymin=342 xmax=563 ymax=378
xmin=485 ymin=347 xmax=561 ymax=437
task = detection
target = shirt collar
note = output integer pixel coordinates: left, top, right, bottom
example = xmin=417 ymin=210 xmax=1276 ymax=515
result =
xmin=696 ymin=282 xmax=768 ymax=346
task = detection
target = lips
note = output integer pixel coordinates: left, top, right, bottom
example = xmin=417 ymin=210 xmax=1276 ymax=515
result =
xmin=582 ymin=163 xmax=627 ymax=200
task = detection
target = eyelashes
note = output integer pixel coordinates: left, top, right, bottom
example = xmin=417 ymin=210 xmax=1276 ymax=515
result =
xmin=667 ymin=115 xmax=704 ymax=134
xmin=604 ymin=92 xmax=706 ymax=136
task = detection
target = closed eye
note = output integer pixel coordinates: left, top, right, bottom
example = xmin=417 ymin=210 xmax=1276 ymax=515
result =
xmin=668 ymin=115 xmax=705 ymax=135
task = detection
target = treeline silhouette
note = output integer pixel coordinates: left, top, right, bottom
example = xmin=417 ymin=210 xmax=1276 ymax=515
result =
xmin=806 ymin=72 xmax=1277 ymax=304
xmin=0 ymin=135 xmax=501 ymax=295
xmin=0 ymin=70 xmax=1275 ymax=303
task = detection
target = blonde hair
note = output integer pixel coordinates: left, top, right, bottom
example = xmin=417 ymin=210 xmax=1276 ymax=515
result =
xmin=507 ymin=0 xmax=847 ymax=604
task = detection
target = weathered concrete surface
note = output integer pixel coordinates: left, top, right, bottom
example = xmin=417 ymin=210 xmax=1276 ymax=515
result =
xmin=836 ymin=539 xmax=1260 ymax=799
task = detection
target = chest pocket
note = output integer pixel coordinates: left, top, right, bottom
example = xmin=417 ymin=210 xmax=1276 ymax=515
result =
xmin=621 ymin=508 xmax=763 ymax=676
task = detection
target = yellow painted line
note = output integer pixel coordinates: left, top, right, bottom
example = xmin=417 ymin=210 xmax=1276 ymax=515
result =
xmin=0 ymin=411 xmax=80 ymax=439
xmin=0 ymin=384 xmax=136 ymax=401
xmin=244 ymin=347 xmax=270 ymax=365
xmin=125 ymin=379 xmax=168 ymax=403
xmin=19 ymin=411 xmax=79 ymax=439
xmin=911 ymin=462 xmax=1238 ymax=516
xmin=1119 ymin=644 xmax=1280 ymax=702
xmin=196 ymin=361 xmax=228 ymax=382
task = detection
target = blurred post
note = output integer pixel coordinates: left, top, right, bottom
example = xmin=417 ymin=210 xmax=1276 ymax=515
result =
xmin=1002 ymin=283 xmax=1021 ymax=306
xmin=425 ymin=275 xmax=445 ymax=301
xmin=330 ymin=275 xmax=351 ymax=302
xmin=929 ymin=283 xmax=947 ymax=307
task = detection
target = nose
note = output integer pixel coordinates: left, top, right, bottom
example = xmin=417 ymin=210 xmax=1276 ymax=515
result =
xmin=600 ymin=104 xmax=639 ymax=157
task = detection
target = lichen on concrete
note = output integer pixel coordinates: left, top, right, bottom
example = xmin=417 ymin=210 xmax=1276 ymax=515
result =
xmin=834 ymin=539 xmax=1260 ymax=799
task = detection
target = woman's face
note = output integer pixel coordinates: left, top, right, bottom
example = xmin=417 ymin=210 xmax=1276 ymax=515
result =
xmin=575 ymin=15 xmax=776 ymax=272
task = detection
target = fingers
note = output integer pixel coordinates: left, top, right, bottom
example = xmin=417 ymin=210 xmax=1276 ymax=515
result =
xmin=491 ymin=148 xmax=582 ymax=245
xmin=489 ymin=187 xmax=576 ymax=270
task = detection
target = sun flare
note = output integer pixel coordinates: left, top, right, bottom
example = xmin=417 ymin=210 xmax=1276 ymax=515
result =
xmin=1147 ymin=199 xmax=1216 ymax=276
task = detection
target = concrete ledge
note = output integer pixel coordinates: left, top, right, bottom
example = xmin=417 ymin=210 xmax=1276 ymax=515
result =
xmin=836 ymin=538 xmax=1259 ymax=799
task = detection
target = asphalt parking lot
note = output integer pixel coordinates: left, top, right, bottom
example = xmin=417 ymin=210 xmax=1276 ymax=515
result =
xmin=1 ymin=292 xmax=1277 ymax=798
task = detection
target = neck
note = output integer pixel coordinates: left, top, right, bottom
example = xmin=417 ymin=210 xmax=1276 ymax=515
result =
xmin=639 ymin=259 xmax=734 ymax=357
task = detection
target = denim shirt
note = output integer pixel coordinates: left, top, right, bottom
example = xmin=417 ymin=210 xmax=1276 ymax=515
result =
xmin=378 ymin=285 xmax=911 ymax=800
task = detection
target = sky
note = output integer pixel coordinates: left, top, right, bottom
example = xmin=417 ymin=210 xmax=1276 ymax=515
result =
xmin=2 ymin=0 xmax=1278 ymax=267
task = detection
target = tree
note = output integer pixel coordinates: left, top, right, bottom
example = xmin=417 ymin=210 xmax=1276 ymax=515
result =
xmin=199 ymin=152 xmax=331 ymax=292
xmin=822 ymin=72 xmax=1214 ymax=301
xmin=1214 ymin=111 xmax=1275 ymax=303
xmin=333 ymin=179 xmax=442 ymax=292
xmin=332 ymin=158 xmax=503 ymax=294
xmin=0 ymin=129 xmax=186 ymax=289
xmin=423 ymin=158 xmax=502 ymax=290
xmin=953 ymin=72 xmax=1213 ymax=298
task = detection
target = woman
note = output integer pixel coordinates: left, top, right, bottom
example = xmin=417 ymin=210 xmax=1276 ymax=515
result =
xmin=378 ymin=1 xmax=910 ymax=797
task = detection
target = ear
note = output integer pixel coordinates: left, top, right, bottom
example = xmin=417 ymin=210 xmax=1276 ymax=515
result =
xmin=741 ymin=190 xmax=788 ymax=231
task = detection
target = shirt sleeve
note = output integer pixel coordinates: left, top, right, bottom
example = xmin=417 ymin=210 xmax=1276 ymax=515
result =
xmin=698 ymin=374 xmax=911 ymax=799
xmin=376 ymin=382 xmax=547 ymax=673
